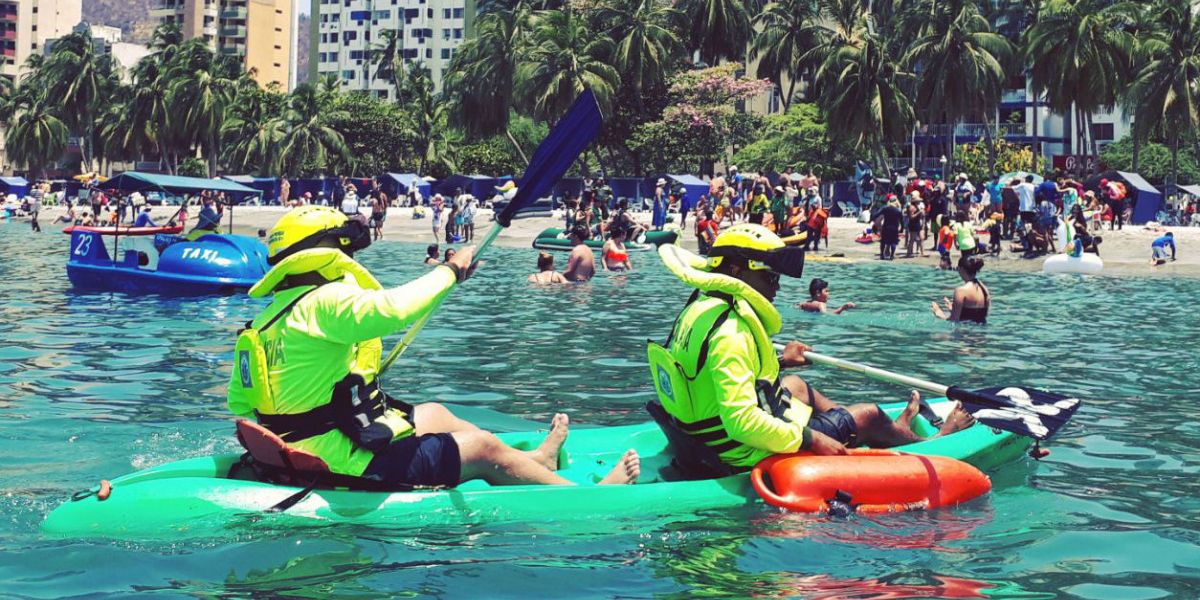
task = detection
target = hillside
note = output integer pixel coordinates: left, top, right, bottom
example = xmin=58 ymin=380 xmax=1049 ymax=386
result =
xmin=82 ymin=0 xmax=157 ymax=43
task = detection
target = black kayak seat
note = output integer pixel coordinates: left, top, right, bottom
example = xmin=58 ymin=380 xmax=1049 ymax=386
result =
xmin=645 ymin=401 xmax=738 ymax=480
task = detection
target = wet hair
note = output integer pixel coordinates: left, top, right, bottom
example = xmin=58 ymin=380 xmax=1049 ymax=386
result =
xmin=809 ymin=278 xmax=829 ymax=299
xmin=427 ymin=243 xmax=439 ymax=258
xmin=958 ymin=255 xmax=984 ymax=277
xmin=444 ymin=247 xmax=456 ymax=262
xmin=610 ymin=226 xmax=626 ymax=239
xmin=1025 ymin=175 xmax=1034 ymax=183
xmin=537 ymin=252 xmax=554 ymax=271
xmin=569 ymin=225 xmax=589 ymax=240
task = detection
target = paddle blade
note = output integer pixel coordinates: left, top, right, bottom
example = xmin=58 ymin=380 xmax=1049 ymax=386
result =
xmin=947 ymin=386 xmax=1082 ymax=441
xmin=497 ymin=90 xmax=603 ymax=227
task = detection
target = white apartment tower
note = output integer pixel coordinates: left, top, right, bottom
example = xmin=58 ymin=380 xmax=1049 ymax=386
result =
xmin=310 ymin=0 xmax=473 ymax=96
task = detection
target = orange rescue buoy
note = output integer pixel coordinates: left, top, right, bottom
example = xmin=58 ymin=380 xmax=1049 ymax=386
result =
xmin=751 ymin=449 xmax=991 ymax=514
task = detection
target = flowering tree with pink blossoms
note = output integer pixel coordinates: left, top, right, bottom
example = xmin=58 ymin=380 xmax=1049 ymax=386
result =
xmin=630 ymin=65 xmax=772 ymax=174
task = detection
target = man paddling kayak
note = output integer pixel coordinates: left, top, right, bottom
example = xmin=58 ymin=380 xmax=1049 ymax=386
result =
xmin=650 ymin=224 xmax=975 ymax=468
xmin=228 ymin=206 xmax=638 ymax=487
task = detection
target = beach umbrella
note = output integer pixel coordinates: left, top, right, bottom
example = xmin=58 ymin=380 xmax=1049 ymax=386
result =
xmin=998 ymin=171 xmax=1043 ymax=185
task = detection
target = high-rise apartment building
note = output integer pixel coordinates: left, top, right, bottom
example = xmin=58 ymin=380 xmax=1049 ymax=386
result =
xmin=309 ymin=0 xmax=474 ymax=96
xmin=150 ymin=0 xmax=293 ymax=91
xmin=0 ymin=0 xmax=82 ymax=80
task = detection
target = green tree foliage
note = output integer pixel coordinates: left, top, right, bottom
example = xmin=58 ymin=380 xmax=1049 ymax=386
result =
xmin=629 ymin=65 xmax=770 ymax=174
xmin=731 ymin=103 xmax=853 ymax=180
xmin=956 ymin=135 xmax=1036 ymax=186
xmin=177 ymin=157 xmax=208 ymax=177
xmin=319 ymin=92 xmax=416 ymax=177
xmin=1101 ymin=136 xmax=1199 ymax=186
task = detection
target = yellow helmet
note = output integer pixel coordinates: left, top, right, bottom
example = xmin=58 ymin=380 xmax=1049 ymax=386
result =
xmin=708 ymin=223 xmax=805 ymax=278
xmin=266 ymin=206 xmax=371 ymax=265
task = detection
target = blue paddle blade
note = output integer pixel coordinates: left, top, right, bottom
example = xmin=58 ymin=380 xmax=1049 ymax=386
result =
xmin=947 ymin=386 xmax=1082 ymax=441
xmin=496 ymin=89 xmax=603 ymax=227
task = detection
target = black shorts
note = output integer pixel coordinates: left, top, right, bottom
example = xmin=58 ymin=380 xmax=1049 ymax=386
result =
xmin=361 ymin=433 xmax=461 ymax=487
xmin=807 ymin=407 xmax=859 ymax=447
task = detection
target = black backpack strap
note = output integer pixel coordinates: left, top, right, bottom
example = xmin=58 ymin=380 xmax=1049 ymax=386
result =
xmin=256 ymin=285 xmax=321 ymax=333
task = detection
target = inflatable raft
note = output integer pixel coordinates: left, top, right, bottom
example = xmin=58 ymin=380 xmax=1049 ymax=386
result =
xmin=66 ymin=228 xmax=268 ymax=295
xmin=532 ymin=227 xmax=678 ymax=251
xmin=1043 ymin=252 xmax=1103 ymax=275
xmin=43 ymin=399 xmax=1029 ymax=539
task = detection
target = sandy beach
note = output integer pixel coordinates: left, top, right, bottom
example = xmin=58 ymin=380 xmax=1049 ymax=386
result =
xmin=27 ymin=203 xmax=1200 ymax=278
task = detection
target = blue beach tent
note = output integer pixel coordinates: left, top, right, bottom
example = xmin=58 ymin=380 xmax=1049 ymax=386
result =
xmin=382 ymin=173 xmax=431 ymax=199
xmin=0 ymin=176 xmax=30 ymax=197
xmin=1085 ymin=170 xmax=1163 ymax=225
xmin=666 ymin=174 xmax=708 ymax=213
xmin=105 ymin=172 xmax=257 ymax=198
xmin=438 ymin=174 xmax=496 ymax=198
xmin=222 ymin=175 xmax=279 ymax=204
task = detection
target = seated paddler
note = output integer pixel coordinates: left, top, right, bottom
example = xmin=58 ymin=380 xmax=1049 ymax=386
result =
xmin=648 ymin=224 xmax=975 ymax=470
xmin=228 ymin=206 xmax=639 ymax=488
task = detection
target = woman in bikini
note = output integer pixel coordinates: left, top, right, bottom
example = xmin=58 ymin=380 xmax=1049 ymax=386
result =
xmin=528 ymin=252 xmax=568 ymax=284
xmin=601 ymin=227 xmax=632 ymax=271
xmin=932 ymin=255 xmax=990 ymax=324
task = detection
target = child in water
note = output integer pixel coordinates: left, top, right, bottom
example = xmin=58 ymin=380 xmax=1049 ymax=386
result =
xmin=798 ymin=278 xmax=856 ymax=314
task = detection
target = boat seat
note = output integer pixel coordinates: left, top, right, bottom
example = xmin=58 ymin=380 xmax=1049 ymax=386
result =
xmin=232 ymin=419 xmax=440 ymax=493
xmin=235 ymin=419 xmax=331 ymax=486
xmin=645 ymin=402 xmax=739 ymax=480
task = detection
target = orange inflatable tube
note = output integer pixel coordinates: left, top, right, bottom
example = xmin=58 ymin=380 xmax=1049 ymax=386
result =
xmin=751 ymin=449 xmax=991 ymax=514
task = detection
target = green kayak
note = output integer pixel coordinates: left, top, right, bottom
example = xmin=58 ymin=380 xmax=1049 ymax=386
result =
xmin=531 ymin=227 xmax=679 ymax=252
xmin=42 ymin=399 xmax=1029 ymax=539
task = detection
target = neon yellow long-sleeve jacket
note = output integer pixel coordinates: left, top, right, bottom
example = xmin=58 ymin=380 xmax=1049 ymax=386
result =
xmin=667 ymin=295 xmax=813 ymax=468
xmin=228 ymin=252 xmax=456 ymax=476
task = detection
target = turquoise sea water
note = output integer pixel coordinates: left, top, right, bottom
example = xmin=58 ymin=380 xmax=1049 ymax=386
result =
xmin=1 ymin=224 xmax=1198 ymax=598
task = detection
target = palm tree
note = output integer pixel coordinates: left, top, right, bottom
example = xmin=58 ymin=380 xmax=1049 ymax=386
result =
xmin=370 ymin=29 xmax=404 ymax=92
xmin=751 ymin=0 xmax=821 ymax=110
xmin=904 ymin=0 xmax=1014 ymax=174
xmin=403 ymin=64 xmax=458 ymax=174
xmin=681 ymin=0 xmax=752 ymax=66
xmin=443 ymin=8 xmax=526 ymax=161
xmin=6 ymin=100 xmax=68 ymax=179
xmin=223 ymin=87 xmax=286 ymax=176
xmin=814 ymin=12 xmax=916 ymax=173
xmin=598 ymin=0 xmax=681 ymax=102
xmin=1126 ymin=1 xmax=1200 ymax=196
xmin=275 ymin=83 xmax=351 ymax=176
xmin=515 ymin=9 xmax=619 ymax=123
xmin=166 ymin=39 xmax=238 ymax=176
xmin=40 ymin=28 xmax=108 ymax=170
xmin=1024 ymin=0 xmax=1137 ymax=164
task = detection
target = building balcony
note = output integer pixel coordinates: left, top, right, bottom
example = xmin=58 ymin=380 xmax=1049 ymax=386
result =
xmin=221 ymin=7 xmax=247 ymax=19
xmin=220 ymin=25 xmax=246 ymax=37
xmin=916 ymin=122 xmax=1027 ymax=140
xmin=220 ymin=44 xmax=246 ymax=56
xmin=0 ymin=29 xmax=14 ymax=40
xmin=153 ymin=0 xmax=182 ymax=11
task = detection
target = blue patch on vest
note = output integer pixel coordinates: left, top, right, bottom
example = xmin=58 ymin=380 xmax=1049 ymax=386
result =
xmin=238 ymin=350 xmax=253 ymax=388
xmin=656 ymin=365 xmax=674 ymax=402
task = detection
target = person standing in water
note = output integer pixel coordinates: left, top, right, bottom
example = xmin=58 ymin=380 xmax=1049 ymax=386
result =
xmin=528 ymin=252 xmax=568 ymax=284
xmin=932 ymin=255 xmax=990 ymax=324
xmin=229 ymin=206 xmax=639 ymax=488
xmin=562 ymin=226 xmax=596 ymax=282
xmin=602 ymin=227 xmax=632 ymax=271
xmin=424 ymin=244 xmax=440 ymax=265
xmin=798 ymin=278 xmax=856 ymax=314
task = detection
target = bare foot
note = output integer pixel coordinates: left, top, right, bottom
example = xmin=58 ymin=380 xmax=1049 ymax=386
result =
xmin=934 ymin=402 xmax=976 ymax=437
xmin=896 ymin=390 xmax=921 ymax=429
xmin=530 ymin=413 xmax=569 ymax=471
xmin=599 ymin=449 xmax=640 ymax=485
